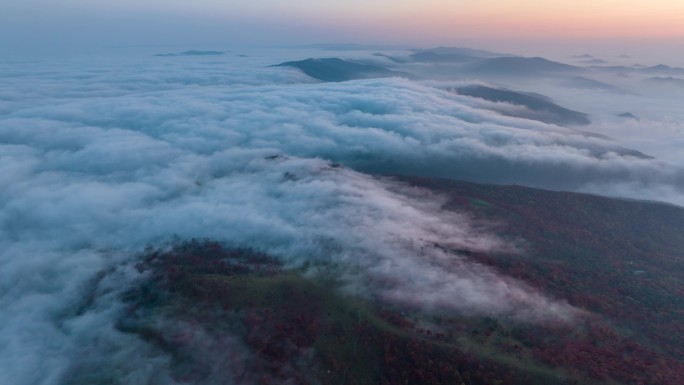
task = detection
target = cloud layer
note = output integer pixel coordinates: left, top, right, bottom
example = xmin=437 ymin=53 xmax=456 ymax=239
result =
xmin=1 ymin=51 xmax=682 ymax=384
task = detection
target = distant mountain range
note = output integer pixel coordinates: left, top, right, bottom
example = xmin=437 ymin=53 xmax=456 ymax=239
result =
xmin=402 ymin=48 xmax=582 ymax=77
xmin=154 ymin=50 xmax=225 ymax=57
xmin=561 ymin=76 xmax=618 ymax=91
xmin=462 ymin=56 xmax=582 ymax=76
xmin=405 ymin=52 xmax=583 ymax=77
xmin=272 ymin=58 xmax=414 ymax=82
xmin=646 ymin=76 xmax=684 ymax=87
xmin=272 ymin=57 xmax=623 ymax=129
xmin=591 ymin=64 xmax=684 ymax=76
xmin=294 ymin=43 xmax=411 ymax=51
xmin=410 ymin=46 xmax=513 ymax=58
xmin=409 ymin=51 xmax=482 ymax=63
xmin=276 ymin=51 xmax=586 ymax=83
xmin=580 ymin=58 xmax=609 ymax=65
xmin=617 ymin=112 xmax=640 ymax=120
xmin=453 ymin=85 xmax=591 ymax=126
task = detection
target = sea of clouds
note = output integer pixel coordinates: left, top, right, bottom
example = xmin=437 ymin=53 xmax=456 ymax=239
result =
xmin=1 ymin=49 xmax=682 ymax=384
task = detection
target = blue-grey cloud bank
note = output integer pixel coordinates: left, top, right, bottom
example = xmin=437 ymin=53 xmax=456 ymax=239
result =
xmin=1 ymin=50 xmax=682 ymax=384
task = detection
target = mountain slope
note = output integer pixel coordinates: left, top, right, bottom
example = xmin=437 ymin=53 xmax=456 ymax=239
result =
xmin=454 ymin=85 xmax=591 ymax=126
xmin=114 ymin=179 xmax=684 ymax=385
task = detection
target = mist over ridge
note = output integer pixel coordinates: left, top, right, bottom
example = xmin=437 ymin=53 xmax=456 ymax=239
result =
xmin=2 ymin=1 xmax=680 ymax=380
xmin=1 ymin=44 xmax=684 ymax=384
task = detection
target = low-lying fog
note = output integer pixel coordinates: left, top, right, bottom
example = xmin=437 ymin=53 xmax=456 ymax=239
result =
xmin=1 ymin=46 xmax=682 ymax=384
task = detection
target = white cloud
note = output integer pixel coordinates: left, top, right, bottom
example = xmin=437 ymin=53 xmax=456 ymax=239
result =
xmin=1 ymin=51 xmax=681 ymax=384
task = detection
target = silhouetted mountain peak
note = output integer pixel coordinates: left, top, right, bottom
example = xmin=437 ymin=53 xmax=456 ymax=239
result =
xmin=409 ymin=51 xmax=480 ymax=63
xmin=154 ymin=50 xmax=225 ymax=57
xmin=465 ymin=56 xmax=582 ymax=76
xmin=618 ymin=112 xmax=640 ymax=120
xmin=414 ymin=46 xmax=512 ymax=58
xmin=272 ymin=58 xmax=414 ymax=82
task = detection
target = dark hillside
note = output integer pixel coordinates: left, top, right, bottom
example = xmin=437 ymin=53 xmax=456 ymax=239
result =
xmin=404 ymin=177 xmax=684 ymax=362
xmin=117 ymin=178 xmax=684 ymax=385
xmin=273 ymin=58 xmax=413 ymax=82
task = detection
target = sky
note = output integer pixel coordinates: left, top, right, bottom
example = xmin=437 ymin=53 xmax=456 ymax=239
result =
xmin=2 ymin=0 xmax=684 ymax=55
